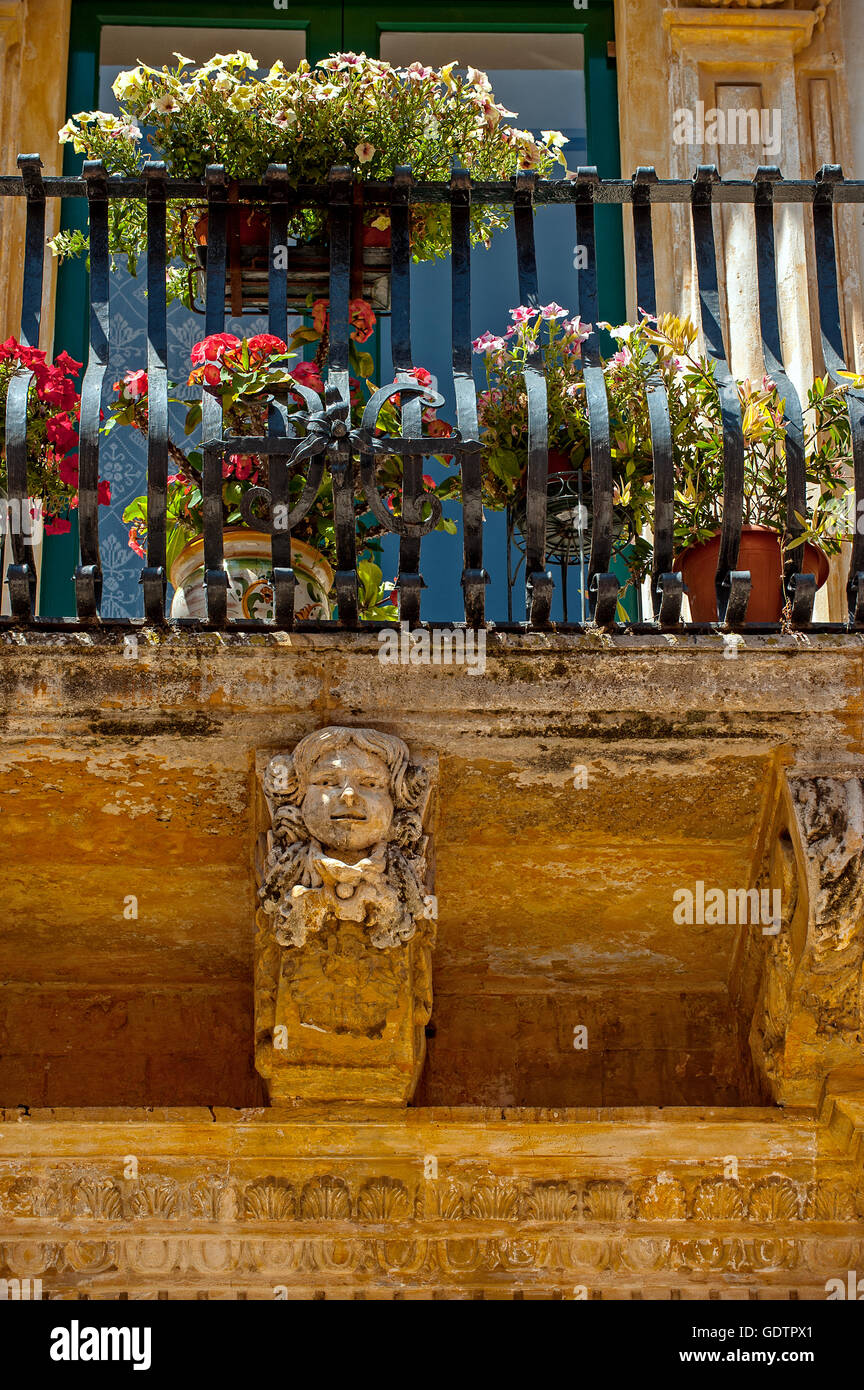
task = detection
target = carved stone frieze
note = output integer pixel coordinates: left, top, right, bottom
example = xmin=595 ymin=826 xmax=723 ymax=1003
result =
xmin=254 ymin=727 xmax=437 ymax=1104
xmin=1 ymin=1165 xmax=861 ymax=1296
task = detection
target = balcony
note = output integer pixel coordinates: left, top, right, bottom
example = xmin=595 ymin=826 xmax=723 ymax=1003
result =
xmin=2 ymin=159 xmax=863 ymax=631
xmin=2 ymin=156 xmax=864 ymax=1303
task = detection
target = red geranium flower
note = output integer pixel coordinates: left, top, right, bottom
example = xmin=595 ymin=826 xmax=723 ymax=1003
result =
xmin=44 ymin=516 xmax=71 ymax=536
xmin=37 ymin=370 xmax=78 ymax=410
xmin=57 ymin=454 xmax=79 ymax=488
xmin=45 ymin=413 xmax=78 ymax=453
xmin=246 ymin=334 xmax=288 ymax=363
xmin=53 ymin=350 xmax=83 ymax=376
xmin=190 ymin=332 xmax=241 ymax=366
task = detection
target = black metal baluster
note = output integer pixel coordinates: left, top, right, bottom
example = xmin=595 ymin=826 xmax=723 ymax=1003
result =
xmin=813 ymin=165 xmax=864 ymax=625
xmin=691 ymin=166 xmax=749 ymax=625
xmin=451 ymin=167 xmax=488 ymax=628
xmin=753 ymin=166 xmax=813 ymax=627
xmin=74 ymin=160 xmax=109 ymax=620
xmin=265 ymin=163 xmax=294 ymax=627
xmin=574 ymin=167 xmax=618 ymax=625
xmin=202 ymin=165 xmax=229 ymax=625
xmin=514 ymin=168 xmax=553 ymax=628
xmin=5 ymin=155 xmax=44 ymax=620
xmin=391 ymin=166 xmax=424 ymax=626
xmin=140 ymin=161 xmax=168 ymax=622
xmin=327 ymin=165 xmax=358 ymax=626
xmin=632 ymin=167 xmax=681 ymax=626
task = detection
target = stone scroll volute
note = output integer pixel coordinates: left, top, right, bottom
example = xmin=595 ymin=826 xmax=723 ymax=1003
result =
xmin=254 ymin=727 xmax=437 ymax=1104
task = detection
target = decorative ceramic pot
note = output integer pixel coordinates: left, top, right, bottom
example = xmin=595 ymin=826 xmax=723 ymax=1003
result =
xmin=674 ymin=524 xmax=829 ymax=622
xmin=169 ymin=530 xmax=334 ymax=622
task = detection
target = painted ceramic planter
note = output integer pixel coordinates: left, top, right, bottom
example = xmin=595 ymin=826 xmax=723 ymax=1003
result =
xmin=169 ymin=530 xmax=334 ymax=623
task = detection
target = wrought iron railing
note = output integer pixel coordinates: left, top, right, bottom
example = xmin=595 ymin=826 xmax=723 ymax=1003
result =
xmin=2 ymin=157 xmax=864 ymax=632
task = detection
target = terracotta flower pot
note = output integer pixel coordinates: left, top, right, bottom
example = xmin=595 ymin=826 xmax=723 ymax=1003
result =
xmin=673 ymin=524 xmax=829 ymax=623
xmin=169 ymin=530 xmax=334 ymax=623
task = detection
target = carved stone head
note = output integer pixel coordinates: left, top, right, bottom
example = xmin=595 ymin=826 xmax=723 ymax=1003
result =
xmin=264 ymin=726 xmax=427 ymax=860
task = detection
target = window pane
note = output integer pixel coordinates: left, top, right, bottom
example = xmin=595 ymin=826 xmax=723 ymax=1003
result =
xmin=379 ymin=33 xmax=589 ymax=623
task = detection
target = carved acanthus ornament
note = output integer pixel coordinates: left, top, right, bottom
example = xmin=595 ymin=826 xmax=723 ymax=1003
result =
xmin=254 ymin=727 xmax=436 ymax=1104
xmin=749 ymin=774 xmax=864 ymax=1104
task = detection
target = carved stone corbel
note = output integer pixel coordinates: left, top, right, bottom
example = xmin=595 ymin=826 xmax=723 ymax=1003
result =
xmin=254 ymin=727 xmax=437 ymax=1105
xmin=749 ymin=773 xmax=864 ymax=1105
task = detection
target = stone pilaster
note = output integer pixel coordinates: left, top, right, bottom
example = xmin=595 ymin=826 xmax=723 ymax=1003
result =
xmin=0 ymin=0 xmax=71 ymax=348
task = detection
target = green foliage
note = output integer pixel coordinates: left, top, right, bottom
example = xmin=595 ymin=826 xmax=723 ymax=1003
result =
xmin=475 ymin=308 xmax=857 ymax=588
xmin=51 ymin=51 xmax=568 ymax=306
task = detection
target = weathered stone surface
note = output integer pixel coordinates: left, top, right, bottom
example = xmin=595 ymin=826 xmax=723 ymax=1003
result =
xmin=0 ymin=631 xmax=862 ymax=1110
xmin=0 ymin=1106 xmax=859 ymax=1299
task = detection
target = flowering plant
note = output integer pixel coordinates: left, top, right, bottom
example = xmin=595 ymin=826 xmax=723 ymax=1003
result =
xmin=474 ymin=307 xmax=854 ymax=588
xmin=603 ymin=314 xmax=852 ymax=580
xmin=110 ymin=326 xmax=457 ymax=615
xmin=474 ymin=303 xmax=600 ymax=509
xmin=52 ymin=50 xmax=568 ymax=306
xmin=0 ymin=337 xmax=110 ymax=536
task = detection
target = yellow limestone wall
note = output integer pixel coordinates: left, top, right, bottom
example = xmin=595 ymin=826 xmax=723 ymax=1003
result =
xmin=0 ymin=631 xmax=861 ymax=1297
xmin=0 ymin=0 xmax=70 ymax=350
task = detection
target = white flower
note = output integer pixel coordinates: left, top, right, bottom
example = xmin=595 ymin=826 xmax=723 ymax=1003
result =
xmin=602 ymin=323 xmax=635 ymax=342
xmin=439 ymin=61 xmax=459 ymax=91
xmin=355 ymin=141 xmax=375 ymax=163
xmin=112 ymin=68 xmax=143 ymax=100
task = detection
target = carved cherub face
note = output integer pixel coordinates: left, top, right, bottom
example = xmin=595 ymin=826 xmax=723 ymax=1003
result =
xmin=301 ymin=747 xmax=394 ymax=854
